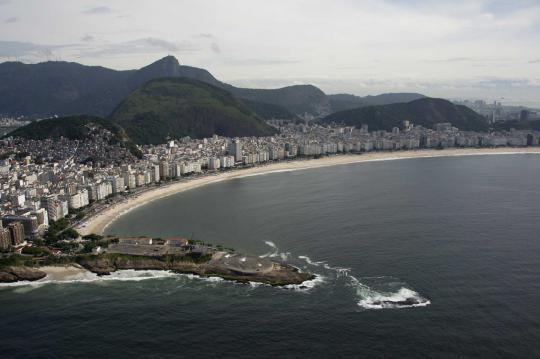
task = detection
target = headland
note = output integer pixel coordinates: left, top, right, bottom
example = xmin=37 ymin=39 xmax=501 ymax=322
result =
xmin=0 ymin=236 xmax=313 ymax=286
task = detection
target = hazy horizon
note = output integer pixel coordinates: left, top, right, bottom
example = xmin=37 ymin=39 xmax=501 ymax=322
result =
xmin=1 ymin=0 xmax=540 ymax=107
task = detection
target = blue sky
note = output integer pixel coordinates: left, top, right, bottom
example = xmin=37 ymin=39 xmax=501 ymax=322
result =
xmin=1 ymin=0 xmax=540 ymax=106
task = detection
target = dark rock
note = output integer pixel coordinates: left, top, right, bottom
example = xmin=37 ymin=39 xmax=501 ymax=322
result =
xmin=0 ymin=271 xmax=18 ymax=283
xmin=0 ymin=266 xmax=47 ymax=282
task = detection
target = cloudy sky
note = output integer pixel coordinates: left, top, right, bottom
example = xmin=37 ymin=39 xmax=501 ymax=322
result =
xmin=1 ymin=0 xmax=540 ymax=106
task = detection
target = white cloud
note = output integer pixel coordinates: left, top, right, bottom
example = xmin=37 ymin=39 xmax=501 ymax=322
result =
xmin=82 ymin=6 xmax=112 ymax=15
xmin=4 ymin=16 xmax=19 ymax=23
xmin=81 ymin=35 xmax=95 ymax=42
xmin=82 ymin=38 xmax=198 ymax=57
xmin=210 ymin=42 xmax=220 ymax=54
xmin=0 ymin=0 xmax=539 ymax=104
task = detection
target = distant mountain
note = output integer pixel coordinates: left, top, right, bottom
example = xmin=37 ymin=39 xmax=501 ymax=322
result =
xmin=109 ymin=77 xmax=276 ymax=144
xmin=242 ymin=99 xmax=297 ymax=121
xmin=0 ymin=56 xmax=330 ymax=118
xmin=327 ymin=93 xmax=426 ymax=112
xmin=230 ymin=85 xmax=331 ymax=117
xmin=8 ymin=115 xmax=141 ymax=157
xmin=0 ymin=61 xmax=131 ymax=117
xmin=127 ymin=56 xmax=223 ymax=89
xmin=361 ymin=93 xmax=427 ymax=106
xmin=322 ymin=98 xmax=489 ymax=132
xmin=0 ymin=56 xmax=427 ymax=119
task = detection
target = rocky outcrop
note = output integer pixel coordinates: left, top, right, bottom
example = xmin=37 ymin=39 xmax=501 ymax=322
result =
xmin=0 ymin=252 xmax=314 ymax=286
xmin=76 ymin=253 xmax=313 ymax=286
xmin=0 ymin=266 xmax=46 ymax=283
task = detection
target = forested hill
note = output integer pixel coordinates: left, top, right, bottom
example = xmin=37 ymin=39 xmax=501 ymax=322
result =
xmin=322 ymin=98 xmax=489 ymax=132
xmin=109 ymin=77 xmax=277 ymax=144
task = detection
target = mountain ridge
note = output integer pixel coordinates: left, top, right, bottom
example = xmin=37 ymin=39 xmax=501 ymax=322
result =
xmin=322 ymin=98 xmax=489 ymax=132
xmin=0 ymin=56 xmax=427 ymax=119
xmin=327 ymin=93 xmax=426 ymax=112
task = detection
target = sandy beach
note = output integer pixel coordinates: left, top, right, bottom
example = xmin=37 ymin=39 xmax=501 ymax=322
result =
xmin=75 ymin=147 xmax=540 ymax=236
xmin=39 ymin=265 xmax=94 ymax=282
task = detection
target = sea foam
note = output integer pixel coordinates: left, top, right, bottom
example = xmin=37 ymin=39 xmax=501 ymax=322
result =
xmin=0 ymin=269 xmax=181 ymax=289
xmin=259 ymin=240 xmax=279 ymax=258
xmin=283 ymin=274 xmax=326 ymax=292
xmin=350 ymin=275 xmax=430 ymax=310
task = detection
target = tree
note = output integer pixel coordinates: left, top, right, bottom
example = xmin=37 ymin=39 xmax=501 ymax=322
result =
xmin=82 ymin=234 xmax=103 ymax=241
xmin=61 ymin=228 xmax=80 ymax=240
xmin=22 ymin=246 xmax=50 ymax=257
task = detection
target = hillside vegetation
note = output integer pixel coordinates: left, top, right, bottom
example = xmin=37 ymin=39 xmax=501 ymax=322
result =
xmin=327 ymin=93 xmax=426 ymax=112
xmin=0 ymin=56 xmax=432 ymax=118
xmin=110 ymin=77 xmax=277 ymax=144
xmin=322 ymin=98 xmax=489 ymax=132
xmin=242 ymin=99 xmax=297 ymax=120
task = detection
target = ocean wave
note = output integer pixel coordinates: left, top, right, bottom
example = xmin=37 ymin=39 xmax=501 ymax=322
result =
xmin=180 ymin=273 xmax=224 ymax=283
xmin=0 ymin=269 xmax=185 ymax=289
xmin=298 ymin=255 xmax=350 ymax=278
xmin=0 ymin=271 xmax=100 ymax=288
xmin=298 ymin=255 xmax=326 ymax=267
xmin=259 ymin=240 xmax=279 ymax=258
xmin=279 ymin=252 xmax=291 ymax=261
xmin=283 ymin=274 xmax=325 ymax=292
xmin=235 ymin=168 xmax=299 ymax=179
xmin=322 ymin=263 xmax=351 ymax=276
xmin=357 ymin=287 xmax=431 ymax=309
xmin=100 ymin=269 xmax=179 ymax=282
xmin=350 ymin=275 xmax=430 ymax=310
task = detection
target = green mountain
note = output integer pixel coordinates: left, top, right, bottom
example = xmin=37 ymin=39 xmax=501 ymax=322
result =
xmin=8 ymin=115 xmax=141 ymax=157
xmin=0 ymin=56 xmax=330 ymax=118
xmin=322 ymin=98 xmax=489 ymax=131
xmin=0 ymin=56 xmax=433 ymax=119
xmin=109 ymin=77 xmax=277 ymax=144
xmin=327 ymin=93 xmax=426 ymax=112
xmin=230 ymin=85 xmax=331 ymax=117
xmin=242 ymin=99 xmax=297 ymax=121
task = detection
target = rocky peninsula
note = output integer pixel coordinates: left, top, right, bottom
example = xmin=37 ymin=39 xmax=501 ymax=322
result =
xmin=0 ymin=236 xmax=314 ymax=286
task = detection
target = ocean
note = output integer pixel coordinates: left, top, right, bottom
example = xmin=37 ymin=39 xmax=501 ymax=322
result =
xmin=2 ymin=154 xmax=540 ymax=358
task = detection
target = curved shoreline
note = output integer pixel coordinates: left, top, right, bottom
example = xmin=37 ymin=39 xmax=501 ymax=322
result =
xmin=76 ymin=147 xmax=540 ymax=236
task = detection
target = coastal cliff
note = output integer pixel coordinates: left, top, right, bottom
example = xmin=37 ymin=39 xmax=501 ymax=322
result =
xmin=0 ymin=235 xmax=314 ymax=286
xmin=0 ymin=254 xmax=313 ymax=286
xmin=75 ymin=253 xmax=313 ymax=286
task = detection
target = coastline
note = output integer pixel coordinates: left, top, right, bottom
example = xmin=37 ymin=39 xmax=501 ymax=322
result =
xmin=76 ymin=147 xmax=540 ymax=236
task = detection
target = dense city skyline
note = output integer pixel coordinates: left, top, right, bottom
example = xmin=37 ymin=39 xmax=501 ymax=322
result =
xmin=1 ymin=0 xmax=540 ymax=106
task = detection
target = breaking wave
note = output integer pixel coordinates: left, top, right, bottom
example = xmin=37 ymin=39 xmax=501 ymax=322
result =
xmin=296 ymin=253 xmax=430 ymax=309
xmin=298 ymin=255 xmax=351 ymax=278
xmin=283 ymin=274 xmax=326 ymax=291
xmin=260 ymin=240 xmax=279 ymax=258
xmin=357 ymin=287 xmax=431 ymax=309
xmin=298 ymin=255 xmax=326 ymax=267
xmin=350 ymin=275 xmax=430 ymax=310
xmin=0 ymin=270 xmax=194 ymax=289
xmin=259 ymin=241 xmax=292 ymax=262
